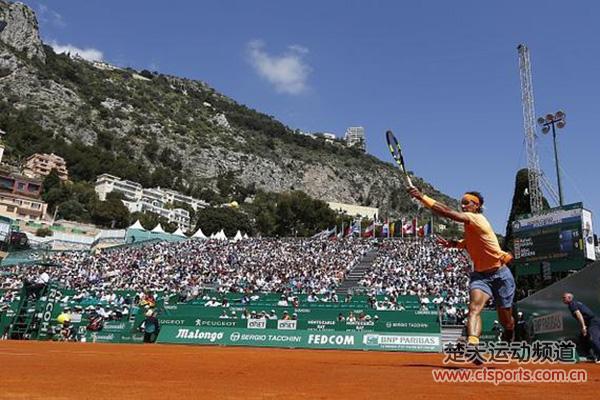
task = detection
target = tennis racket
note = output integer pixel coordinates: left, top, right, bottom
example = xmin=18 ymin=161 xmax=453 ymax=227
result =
xmin=386 ymin=130 xmax=414 ymax=188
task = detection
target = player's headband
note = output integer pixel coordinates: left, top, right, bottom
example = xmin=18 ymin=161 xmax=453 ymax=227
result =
xmin=462 ymin=194 xmax=481 ymax=206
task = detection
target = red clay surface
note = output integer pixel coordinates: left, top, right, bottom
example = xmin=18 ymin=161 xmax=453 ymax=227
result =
xmin=0 ymin=341 xmax=598 ymax=400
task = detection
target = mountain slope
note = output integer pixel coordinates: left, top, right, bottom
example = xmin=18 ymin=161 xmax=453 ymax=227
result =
xmin=0 ymin=1 xmax=458 ymax=218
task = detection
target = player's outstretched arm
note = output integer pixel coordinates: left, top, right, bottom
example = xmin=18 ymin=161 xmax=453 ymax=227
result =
xmin=407 ymin=187 xmax=470 ymax=224
xmin=574 ymin=310 xmax=588 ymax=336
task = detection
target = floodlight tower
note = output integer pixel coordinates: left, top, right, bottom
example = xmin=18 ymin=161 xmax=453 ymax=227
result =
xmin=517 ymin=44 xmax=544 ymax=214
xmin=537 ymin=111 xmax=567 ymax=206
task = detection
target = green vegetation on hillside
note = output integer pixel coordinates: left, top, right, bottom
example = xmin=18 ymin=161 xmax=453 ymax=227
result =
xmin=0 ymin=39 xmax=466 ymax=235
xmin=503 ymin=168 xmax=550 ymax=252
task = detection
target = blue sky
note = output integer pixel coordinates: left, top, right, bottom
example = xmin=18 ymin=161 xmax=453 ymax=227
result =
xmin=23 ymin=0 xmax=600 ymax=233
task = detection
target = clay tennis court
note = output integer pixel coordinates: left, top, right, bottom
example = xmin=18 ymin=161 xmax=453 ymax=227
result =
xmin=0 ymin=341 xmax=597 ymax=400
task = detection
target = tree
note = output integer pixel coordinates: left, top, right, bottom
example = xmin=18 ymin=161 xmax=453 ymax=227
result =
xmin=250 ymin=191 xmax=278 ymax=236
xmin=243 ymin=190 xmax=338 ymax=237
xmin=272 ymin=191 xmax=336 ymax=237
xmin=42 ymin=169 xmax=64 ymax=211
xmin=150 ymin=167 xmax=174 ymax=188
xmin=504 ymin=168 xmax=550 ymax=252
xmin=43 ymin=186 xmax=69 ymax=213
xmin=196 ymin=187 xmax=223 ymax=205
xmin=143 ymin=137 xmax=159 ymax=161
xmin=42 ymin=168 xmax=62 ymax=194
xmin=195 ymin=207 xmax=253 ymax=237
xmin=58 ymin=199 xmax=90 ymax=222
xmin=90 ymin=198 xmax=130 ymax=228
xmin=216 ymin=171 xmax=236 ymax=198
xmin=130 ymin=211 xmax=157 ymax=230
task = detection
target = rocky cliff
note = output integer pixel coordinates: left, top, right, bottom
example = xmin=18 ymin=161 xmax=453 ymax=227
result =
xmin=0 ymin=1 xmax=458 ymax=218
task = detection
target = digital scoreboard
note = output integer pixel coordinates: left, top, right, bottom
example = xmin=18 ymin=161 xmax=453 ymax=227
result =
xmin=512 ymin=203 xmax=596 ymax=264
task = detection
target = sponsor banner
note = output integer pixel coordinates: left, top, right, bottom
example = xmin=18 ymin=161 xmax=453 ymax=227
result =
xmin=362 ymin=333 xmax=441 ymax=352
xmin=532 ymin=312 xmax=563 ymax=334
xmin=159 ymin=317 xmax=439 ymax=333
xmin=38 ymin=286 xmax=64 ymax=340
xmin=102 ymin=321 xmax=131 ymax=332
xmin=161 ymin=306 xmax=439 ymax=328
xmin=581 ymin=209 xmax=596 ymax=261
xmin=158 ymin=318 xmax=187 ymax=326
xmin=277 ymin=320 xmax=297 ymax=330
xmin=513 ymin=203 xmax=583 ymax=233
xmin=160 ymin=317 xmax=240 ymax=328
xmin=247 ymin=318 xmax=267 ymax=329
xmin=157 ymin=326 xmax=441 ymax=352
xmin=84 ymin=331 xmax=144 ymax=343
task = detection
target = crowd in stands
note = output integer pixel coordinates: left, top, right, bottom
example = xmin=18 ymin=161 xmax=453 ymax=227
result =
xmin=0 ymin=237 xmax=478 ymax=325
xmin=358 ymin=238 xmax=471 ymax=324
xmin=0 ymin=238 xmax=372 ymax=303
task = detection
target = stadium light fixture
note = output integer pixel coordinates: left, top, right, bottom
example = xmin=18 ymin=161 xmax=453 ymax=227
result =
xmin=537 ymin=110 xmax=567 ymax=206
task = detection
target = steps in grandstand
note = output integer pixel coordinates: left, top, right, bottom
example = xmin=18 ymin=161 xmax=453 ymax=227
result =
xmin=8 ymin=285 xmax=48 ymax=340
xmin=336 ymin=249 xmax=378 ymax=294
xmin=441 ymin=327 xmax=464 ymax=346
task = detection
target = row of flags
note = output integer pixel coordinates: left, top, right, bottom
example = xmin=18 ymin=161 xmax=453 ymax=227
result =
xmin=314 ymin=217 xmax=434 ymax=239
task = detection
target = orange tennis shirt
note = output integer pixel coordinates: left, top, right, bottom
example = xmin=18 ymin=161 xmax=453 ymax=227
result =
xmin=456 ymin=212 xmax=511 ymax=272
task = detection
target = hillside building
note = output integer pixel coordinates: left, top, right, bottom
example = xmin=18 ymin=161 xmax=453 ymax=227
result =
xmin=344 ymin=127 xmax=366 ymax=152
xmin=22 ymin=153 xmax=69 ymax=181
xmin=0 ymin=167 xmax=47 ymax=221
xmin=95 ymin=174 xmax=208 ymax=230
xmin=327 ymin=201 xmax=378 ymax=220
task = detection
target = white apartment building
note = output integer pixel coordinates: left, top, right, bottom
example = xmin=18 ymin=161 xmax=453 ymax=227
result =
xmin=95 ymin=174 xmax=143 ymax=202
xmin=95 ymin=174 xmax=208 ymax=230
xmin=344 ymin=127 xmax=366 ymax=152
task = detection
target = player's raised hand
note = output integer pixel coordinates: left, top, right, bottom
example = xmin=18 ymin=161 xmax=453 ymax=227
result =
xmin=407 ymin=187 xmax=422 ymax=200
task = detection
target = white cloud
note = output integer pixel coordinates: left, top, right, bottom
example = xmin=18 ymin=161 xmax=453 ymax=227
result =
xmin=49 ymin=40 xmax=103 ymax=62
xmin=247 ymin=40 xmax=311 ymax=95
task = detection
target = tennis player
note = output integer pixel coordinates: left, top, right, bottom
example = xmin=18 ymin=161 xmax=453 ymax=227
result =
xmin=407 ymin=188 xmax=516 ymax=344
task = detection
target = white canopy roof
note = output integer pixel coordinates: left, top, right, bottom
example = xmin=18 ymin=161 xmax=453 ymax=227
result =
xmin=172 ymin=227 xmax=187 ymax=237
xmin=128 ymin=220 xmax=145 ymax=230
xmin=151 ymin=223 xmax=165 ymax=233
xmin=243 ymin=233 xmax=249 ymax=239
xmin=191 ymin=227 xmax=207 ymax=239
xmin=233 ymin=230 xmax=243 ymax=241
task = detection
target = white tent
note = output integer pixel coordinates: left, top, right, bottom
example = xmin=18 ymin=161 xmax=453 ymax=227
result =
xmin=209 ymin=233 xmax=216 ymax=239
xmin=191 ymin=228 xmax=208 ymax=240
xmin=151 ymin=223 xmax=165 ymax=234
xmin=233 ymin=230 xmax=243 ymax=242
xmin=214 ymin=229 xmax=227 ymax=241
xmin=128 ymin=220 xmax=145 ymax=230
xmin=172 ymin=227 xmax=187 ymax=237
xmin=243 ymin=233 xmax=249 ymax=239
